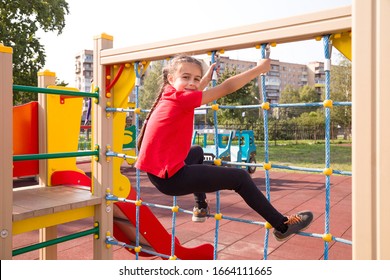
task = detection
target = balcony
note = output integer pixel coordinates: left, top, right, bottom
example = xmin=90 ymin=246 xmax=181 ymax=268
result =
xmin=267 ymin=71 xmax=280 ymax=77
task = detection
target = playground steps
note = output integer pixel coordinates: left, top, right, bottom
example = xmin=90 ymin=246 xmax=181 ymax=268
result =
xmin=12 ymin=185 xmax=101 ymax=234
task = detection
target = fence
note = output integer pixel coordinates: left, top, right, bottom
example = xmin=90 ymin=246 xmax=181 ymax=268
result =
xmin=195 ymin=121 xmax=351 ymax=144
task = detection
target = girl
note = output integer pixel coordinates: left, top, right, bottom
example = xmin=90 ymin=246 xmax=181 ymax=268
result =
xmin=135 ymin=55 xmax=313 ymax=241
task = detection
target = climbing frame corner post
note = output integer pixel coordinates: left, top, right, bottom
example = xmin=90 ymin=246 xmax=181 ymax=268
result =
xmin=37 ymin=69 xmax=58 ymax=260
xmin=375 ymin=0 xmax=390 ymax=260
xmin=92 ymin=33 xmax=114 ymax=259
xmin=37 ymin=70 xmax=56 ymax=187
xmin=352 ymin=0 xmax=390 ymax=260
xmin=0 ymin=44 xmax=13 ymax=259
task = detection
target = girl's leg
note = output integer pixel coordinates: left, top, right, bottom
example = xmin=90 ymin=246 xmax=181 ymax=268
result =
xmin=184 ymin=145 xmax=204 ymax=165
xmin=148 ymin=163 xmax=286 ymax=229
xmin=184 ymin=145 xmax=207 ymax=208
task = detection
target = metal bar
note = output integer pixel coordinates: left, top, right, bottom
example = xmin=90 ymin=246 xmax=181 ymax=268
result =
xmin=13 ymin=85 xmax=99 ymax=99
xmin=12 ymin=226 xmax=99 ymax=256
xmin=13 ymin=150 xmax=99 ymax=161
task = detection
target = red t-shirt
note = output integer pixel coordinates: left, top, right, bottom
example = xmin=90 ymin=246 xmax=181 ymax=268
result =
xmin=135 ymin=85 xmax=202 ymax=178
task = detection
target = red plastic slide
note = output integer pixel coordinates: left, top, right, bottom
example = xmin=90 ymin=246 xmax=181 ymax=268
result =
xmin=113 ymin=188 xmax=214 ymax=260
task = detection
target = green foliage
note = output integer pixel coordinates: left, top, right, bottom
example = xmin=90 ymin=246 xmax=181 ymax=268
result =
xmin=330 ymin=56 xmax=352 ymax=137
xmin=297 ymin=85 xmax=321 ymax=116
xmin=278 ymin=85 xmax=301 ymax=119
xmin=296 ymin=111 xmax=324 ymax=126
xmin=0 ymin=0 xmax=69 ymax=104
xmin=139 ymin=61 xmax=164 ymax=118
xmin=214 ymin=66 xmax=260 ymax=125
xmin=278 ymin=85 xmax=321 ymax=119
xmin=276 ymin=56 xmax=351 ymax=139
xmin=300 ymin=85 xmax=321 ymax=103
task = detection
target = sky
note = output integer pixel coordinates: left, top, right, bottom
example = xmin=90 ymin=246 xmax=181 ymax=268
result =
xmin=37 ymin=0 xmax=352 ymax=85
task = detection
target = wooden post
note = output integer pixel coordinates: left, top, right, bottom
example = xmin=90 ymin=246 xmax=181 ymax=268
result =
xmin=37 ymin=70 xmax=57 ymax=260
xmin=37 ymin=70 xmax=56 ymax=187
xmin=93 ymin=33 xmax=114 ymax=259
xmin=352 ymin=0 xmax=390 ymax=259
xmin=0 ymin=44 xmax=13 ymax=259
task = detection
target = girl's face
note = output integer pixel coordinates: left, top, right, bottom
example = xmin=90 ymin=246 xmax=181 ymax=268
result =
xmin=168 ymin=62 xmax=202 ymax=92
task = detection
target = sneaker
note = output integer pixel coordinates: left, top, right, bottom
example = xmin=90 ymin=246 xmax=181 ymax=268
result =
xmin=192 ymin=206 xmax=210 ymax=222
xmin=273 ymin=211 xmax=313 ymax=241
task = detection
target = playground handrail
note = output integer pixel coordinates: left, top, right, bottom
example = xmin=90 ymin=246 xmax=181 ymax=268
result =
xmin=13 ymin=149 xmax=99 ymax=161
xmin=13 ymin=84 xmax=99 ymax=99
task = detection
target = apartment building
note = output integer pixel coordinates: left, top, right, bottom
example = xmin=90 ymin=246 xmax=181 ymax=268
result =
xmin=75 ymin=50 xmax=94 ymax=124
xmin=75 ymin=49 xmax=93 ymax=93
xmin=201 ymin=55 xmax=325 ymax=104
xmin=306 ymin=61 xmax=326 ymax=95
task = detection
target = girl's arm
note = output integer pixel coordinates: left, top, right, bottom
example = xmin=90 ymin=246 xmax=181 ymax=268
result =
xmin=199 ymin=63 xmax=216 ymax=91
xmin=201 ymin=59 xmax=270 ymax=105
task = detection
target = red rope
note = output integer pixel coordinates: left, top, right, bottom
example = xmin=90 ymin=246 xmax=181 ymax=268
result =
xmin=106 ymin=64 xmax=125 ymax=92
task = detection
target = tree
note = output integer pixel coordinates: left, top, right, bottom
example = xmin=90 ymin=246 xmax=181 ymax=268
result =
xmin=296 ymin=111 xmax=325 ymax=141
xmin=278 ymin=85 xmax=301 ymax=119
xmin=330 ymin=55 xmax=352 ymax=139
xmin=0 ymin=0 xmax=69 ymax=105
xmin=300 ymin=85 xmax=321 ymax=104
xmin=214 ymin=66 xmax=260 ymax=126
xmin=139 ymin=60 xmax=164 ymax=117
xmin=298 ymin=85 xmax=321 ymax=116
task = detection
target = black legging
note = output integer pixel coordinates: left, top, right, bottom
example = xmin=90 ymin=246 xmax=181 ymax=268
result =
xmin=147 ymin=145 xmax=286 ymax=229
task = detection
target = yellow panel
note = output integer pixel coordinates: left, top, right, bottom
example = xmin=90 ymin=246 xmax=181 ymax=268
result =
xmin=332 ymin=32 xmax=352 ymax=61
xmin=127 ymin=102 xmax=136 ymax=108
xmin=13 ymin=206 xmax=95 ymax=235
xmin=123 ymin=149 xmax=136 ymax=165
xmin=106 ymin=62 xmax=149 ymax=198
xmin=111 ymin=64 xmax=135 ymax=198
xmin=46 ymin=86 xmax=84 ymax=185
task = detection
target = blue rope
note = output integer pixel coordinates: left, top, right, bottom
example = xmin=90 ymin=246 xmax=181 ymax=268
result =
xmin=111 ymin=43 xmax=352 ymax=260
xmin=323 ymin=35 xmax=332 ymax=260
xmin=191 ymin=101 xmax=351 ymax=111
xmin=170 ymin=196 xmax=178 ymax=258
xmin=217 ymin=161 xmax=351 ymax=176
xmin=107 ymin=192 xmax=353 ymax=254
xmin=106 ymin=236 xmax=178 ymax=259
xmin=261 ymin=44 xmax=271 ymax=260
xmin=211 ymin=51 xmax=221 ymax=260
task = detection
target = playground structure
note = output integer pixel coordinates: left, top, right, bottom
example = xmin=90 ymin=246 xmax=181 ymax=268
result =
xmin=192 ymin=129 xmax=257 ymax=174
xmin=1 ymin=2 xmax=390 ymax=260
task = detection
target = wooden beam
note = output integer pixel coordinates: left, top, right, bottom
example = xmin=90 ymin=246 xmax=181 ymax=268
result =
xmin=101 ymin=5 xmax=351 ymax=64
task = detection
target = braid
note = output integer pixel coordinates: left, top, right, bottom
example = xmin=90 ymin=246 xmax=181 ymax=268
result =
xmin=137 ymin=68 xmax=169 ymax=151
xmin=137 ymin=55 xmax=203 ymax=151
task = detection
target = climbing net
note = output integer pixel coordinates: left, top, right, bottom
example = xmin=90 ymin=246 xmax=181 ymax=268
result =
xmin=105 ymin=34 xmax=352 ymax=260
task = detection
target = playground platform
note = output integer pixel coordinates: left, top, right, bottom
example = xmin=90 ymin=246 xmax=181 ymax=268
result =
xmin=12 ymin=161 xmax=352 ymax=260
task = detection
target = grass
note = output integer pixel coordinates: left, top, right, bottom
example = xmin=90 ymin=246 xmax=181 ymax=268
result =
xmin=255 ymin=141 xmax=352 ymax=172
xmin=78 ymin=135 xmax=92 ymax=150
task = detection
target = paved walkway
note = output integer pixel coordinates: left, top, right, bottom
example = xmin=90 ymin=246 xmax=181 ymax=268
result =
xmin=12 ymin=163 xmax=352 ymax=260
